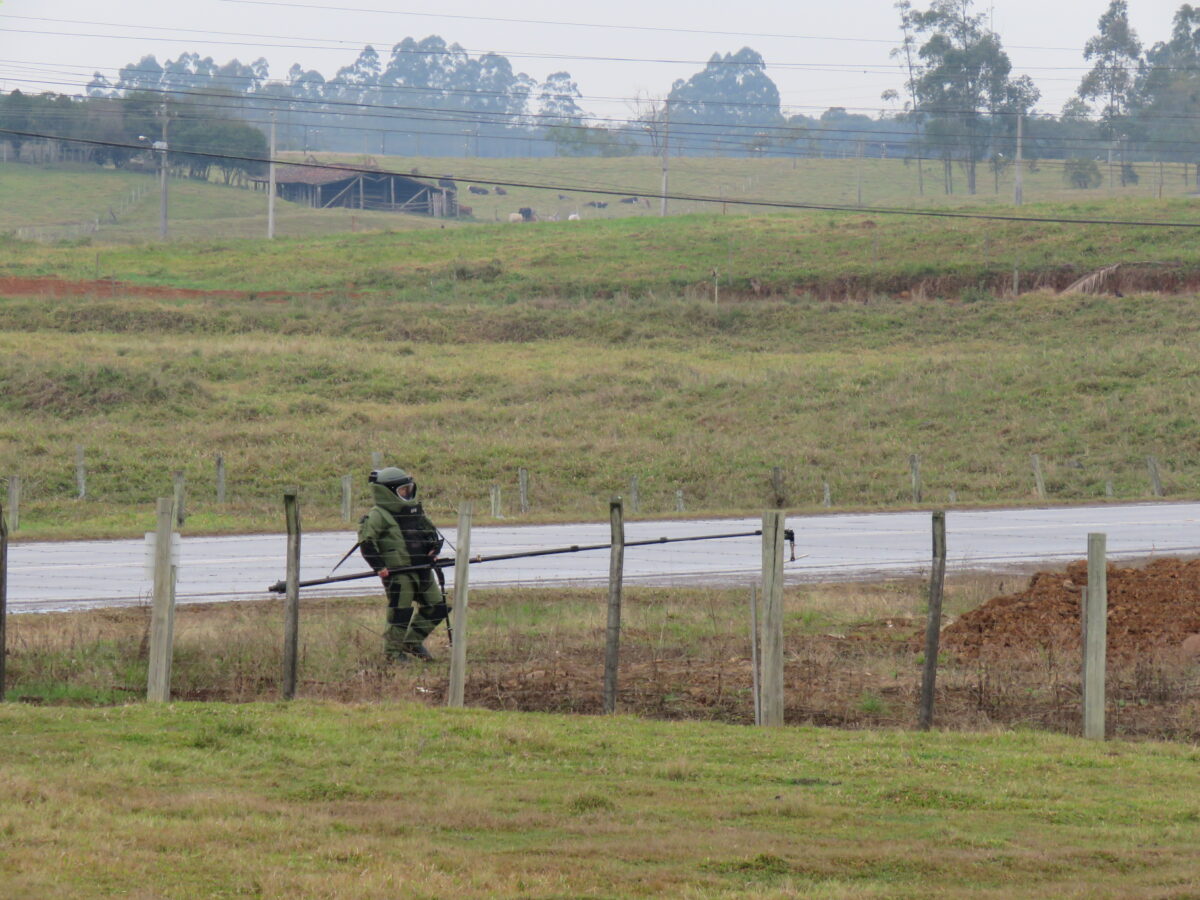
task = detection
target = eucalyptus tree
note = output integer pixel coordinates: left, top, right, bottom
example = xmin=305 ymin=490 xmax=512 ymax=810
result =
xmin=898 ymin=0 xmax=1037 ymax=194
xmin=1076 ymin=0 xmax=1143 ymax=144
xmin=1135 ymin=4 xmax=1200 ymax=179
xmin=664 ymin=47 xmax=782 ymax=156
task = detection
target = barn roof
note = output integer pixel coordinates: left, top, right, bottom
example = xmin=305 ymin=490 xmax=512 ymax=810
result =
xmin=249 ymin=157 xmax=447 ymax=189
xmin=266 ymin=162 xmax=379 ymax=186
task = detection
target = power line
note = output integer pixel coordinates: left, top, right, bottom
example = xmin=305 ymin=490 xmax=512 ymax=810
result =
xmin=211 ymin=0 xmax=1092 ymax=53
xmin=2 ymin=19 xmax=1178 ymax=82
xmin=15 ymin=51 xmax=1200 ymax=132
xmin=5 ymin=125 xmax=1200 ymax=230
xmin=13 ymin=71 xmax=1200 ymax=166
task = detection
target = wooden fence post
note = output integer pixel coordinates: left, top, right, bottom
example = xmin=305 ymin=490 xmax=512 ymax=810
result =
xmin=490 ymin=484 xmax=502 ymax=518
xmin=675 ymin=488 xmax=684 ymax=513
xmin=1105 ymin=480 xmax=1114 ymax=498
xmin=918 ymin=511 xmax=948 ymax=730
xmin=1147 ymin=456 xmax=1164 ymax=498
xmin=172 ymin=471 xmax=186 ymax=526
xmin=6 ymin=476 xmax=19 ymax=532
xmin=909 ymin=454 xmax=922 ymax=504
xmin=771 ymin=466 xmax=785 ymax=508
xmin=603 ymin=497 xmax=624 ymax=714
xmin=1031 ymin=454 xmax=1047 ymax=500
xmin=215 ymin=454 xmax=226 ymax=505
xmin=147 ymin=498 xmax=177 ymax=703
xmin=282 ymin=492 xmax=301 ymax=700
xmin=447 ymin=503 xmax=473 ymax=708
xmin=1083 ymin=533 xmax=1108 ymax=740
xmin=371 ymin=451 xmax=382 ymax=469
xmin=629 ymin=476 xmax=639 ymax=514
xmin=0 ymin=501 xmax=8 ymax=700
xmin=749 ymin=583 xmax=761 ymax=725
xmin=760 ymin=510 xmax=786 ymax=726
xmin=822 ymin=481 xmax=832 ymax=508
xmin=340 ymin=475 xmax=352 ymax=523
xmin=75 ymin=445 xmax=86 ymax=500
xmin=518 ymin=468 xmax=529 ymax=514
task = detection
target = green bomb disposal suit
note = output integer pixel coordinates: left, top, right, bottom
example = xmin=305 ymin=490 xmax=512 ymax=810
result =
xmin=357 ymin=473 xmax=447 ymax=659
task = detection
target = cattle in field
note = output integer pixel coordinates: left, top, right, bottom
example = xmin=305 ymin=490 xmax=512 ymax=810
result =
xmin=584 ymin=201 xmax=608 ymax=208
xmin=494 ymin=186 xmax=507 ymax=195
xmin=558 ymin=194 xmax=569 ymax=200
xmin=468 ymin=185 xmax=489 ymax=195
xmin=618 ymin=196 xmax=639 ymax=204
xmin=567 ymin=212 xmax=580 ymax=221
xmin=517 ymin=207 xmax=536 ymax=221
xmin=508 ymin=212 xmax=524 ymax=223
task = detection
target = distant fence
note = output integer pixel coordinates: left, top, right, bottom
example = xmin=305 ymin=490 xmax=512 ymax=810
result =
xmin=0 ymin=446 xmax=1181 ymax=533
xmin=11 ymin=184 xmax=149 ymax=243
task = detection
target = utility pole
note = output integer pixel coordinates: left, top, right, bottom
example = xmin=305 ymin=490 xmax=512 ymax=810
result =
xmin=659 ymin=99 xmax=670 ymax=217
xmin=1013 ymin=113 xmax=1023 ymax=207
xmin=856 ymin=140 xmax=865 ymax=206
xmin=158 ymin=103 xmax=169 ymax=240
xmin=267 ymin=111 xmax=277 ymax=239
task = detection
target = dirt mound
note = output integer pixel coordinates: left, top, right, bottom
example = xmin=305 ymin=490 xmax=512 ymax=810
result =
xmin=940 ymin=558 xmax=1200 ymax=661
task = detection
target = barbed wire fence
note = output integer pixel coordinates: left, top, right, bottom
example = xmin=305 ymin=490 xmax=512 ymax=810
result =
xmin=11 ymin=183 xmax=149 ymax=243
xmin=4 ymin=481 xmax=1200 ymax=740
xmin=0 ymin=443 xmax=1185 ymax=537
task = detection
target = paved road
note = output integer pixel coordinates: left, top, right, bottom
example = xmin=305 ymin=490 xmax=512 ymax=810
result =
xmin=6 ymin=503 xmax=1200 ymax=613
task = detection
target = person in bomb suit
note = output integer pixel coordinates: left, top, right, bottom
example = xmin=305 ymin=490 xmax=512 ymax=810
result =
xmin=357 ymin=467 xmax=449 ymax=661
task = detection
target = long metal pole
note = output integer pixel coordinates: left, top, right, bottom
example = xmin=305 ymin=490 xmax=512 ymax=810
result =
xmin=267 ymin=528 xmax=784 ymax=593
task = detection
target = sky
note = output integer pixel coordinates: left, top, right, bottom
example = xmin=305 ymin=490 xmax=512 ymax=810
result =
xmin=0 ymin=0 xmax=1190 ymax=123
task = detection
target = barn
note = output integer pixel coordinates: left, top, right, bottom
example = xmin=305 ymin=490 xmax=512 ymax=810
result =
xmin=251 ymin=158 xmax=458 ymax=217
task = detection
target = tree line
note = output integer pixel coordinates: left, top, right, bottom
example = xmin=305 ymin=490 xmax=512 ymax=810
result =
xmin=887 ymin=0 xmax=1200 ymax=193
xmin=0 ymin=89 xmax=267 ymax=183
xmin=3 ymin=1 xmax=1200 ymax=185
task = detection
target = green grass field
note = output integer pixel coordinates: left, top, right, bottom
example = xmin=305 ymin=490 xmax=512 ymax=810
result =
xmin=3 ymin=700 xmax=1200 ymax=898
xmin=5 ymin=159 xmax=1200 ymax=897
xmin=4 ymin=152 xmax=1197 ymax=245
xmin=1 ymin=162 xmax=1199 ymax=539
xmin=1 ymin=288 xmax=1197 ymax=538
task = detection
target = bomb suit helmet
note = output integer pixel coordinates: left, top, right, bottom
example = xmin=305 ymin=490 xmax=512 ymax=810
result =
xmin=369 ymin=466 xmax=416 ymax=498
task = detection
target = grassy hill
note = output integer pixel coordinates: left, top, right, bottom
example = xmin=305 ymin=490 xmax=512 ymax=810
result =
xmin=5 ymin=196 xmax=1200 ymax=300
xmin=4 ymin=152 xmax=1198 ymax=244
xmin=2 ymin=185 xmax=1199 ymax=537
xmin=2 ymin=699 xmax=1199 ymax=897
xmin=326 ymin=151 xmax=1200 ymax=222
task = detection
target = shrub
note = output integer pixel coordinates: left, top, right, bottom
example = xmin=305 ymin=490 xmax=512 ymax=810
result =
xmin=1064 ymin=158 xmax=1102 ymax=190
